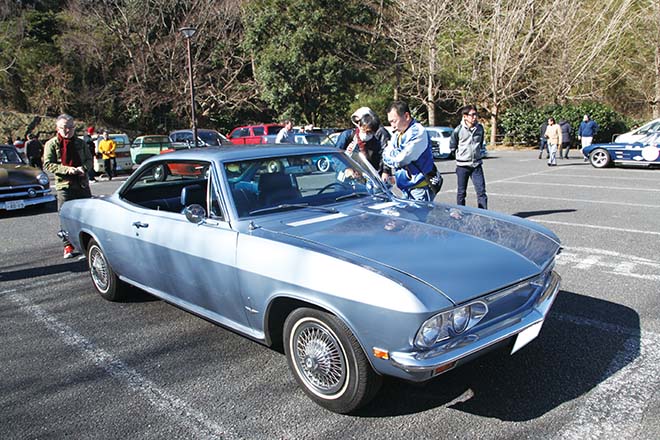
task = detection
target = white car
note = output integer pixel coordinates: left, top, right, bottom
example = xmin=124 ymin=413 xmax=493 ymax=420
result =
xmin=614 ymin=118 xmax=660 ymax=144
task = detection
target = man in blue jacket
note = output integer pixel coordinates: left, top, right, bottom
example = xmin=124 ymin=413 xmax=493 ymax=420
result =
xmin=383 ymin=101 xmax=438 ymax=201
xmin=578 ymin=114 xmax=599 ymax=161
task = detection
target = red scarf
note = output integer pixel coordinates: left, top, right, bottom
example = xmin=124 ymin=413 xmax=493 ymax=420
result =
xmin=353 ymin=129 xmax=367 ymax=153
xmin=58 ymin=133 xmax=81 ymax=167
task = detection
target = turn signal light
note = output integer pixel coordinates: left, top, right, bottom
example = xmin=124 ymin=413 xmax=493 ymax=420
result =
xmin=372 ymin=347 xmax=389 ymax=360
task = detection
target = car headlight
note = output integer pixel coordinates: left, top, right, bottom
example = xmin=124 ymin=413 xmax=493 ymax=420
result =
xmin=415 ymin=301 xmax=488 ymax=349
xmin=37 ymin=173 xmax=49 ymax=186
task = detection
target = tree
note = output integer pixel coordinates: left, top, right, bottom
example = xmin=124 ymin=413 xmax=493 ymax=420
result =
xmin=242 ymin=0 xmax=388 ymax=126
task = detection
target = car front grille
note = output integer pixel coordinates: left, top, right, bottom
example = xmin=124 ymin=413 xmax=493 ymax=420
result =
xmin=0 ymin=184 xmax=51 ymax=202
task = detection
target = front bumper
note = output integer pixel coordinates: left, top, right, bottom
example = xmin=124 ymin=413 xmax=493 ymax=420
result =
xmin=389 ymin=271 xmax=561 ymax=381
xmin=0 ymin=193 xmax=56 ymax=210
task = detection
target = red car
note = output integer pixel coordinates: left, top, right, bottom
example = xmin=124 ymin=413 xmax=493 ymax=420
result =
xmin=227 ymin=124 xmax=283 ymax=145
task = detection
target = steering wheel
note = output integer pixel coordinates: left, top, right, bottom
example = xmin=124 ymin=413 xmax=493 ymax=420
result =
xmin=316 ymin=182 xmax=349 ymax=195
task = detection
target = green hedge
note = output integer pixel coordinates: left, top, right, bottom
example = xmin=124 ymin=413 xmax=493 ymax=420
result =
xmin=500 ymin=102 xmax=630 ymax=146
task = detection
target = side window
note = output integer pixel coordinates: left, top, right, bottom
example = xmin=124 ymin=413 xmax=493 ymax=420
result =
xmin=120 ymin=160 xmax=211 ymax=215
xmin=234 ymin=128 xmax=249 ymax=137
xmin=253 ymin=127 xmax=265 ymax=136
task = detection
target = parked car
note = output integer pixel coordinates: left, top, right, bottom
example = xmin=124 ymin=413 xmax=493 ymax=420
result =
xmin=426 ymin=126 xmax=454 ymax=159
xmin=614 ymin=118 xmax=660 ymax=144
xmin=93 ymin=133 xmax=133 ymax=174
xmin=227 ymin=124 xmax=283 ymax=144
xmin=0 ymin=144 xmax=55 ymax=210
xmin=583 ymin=141 xmax=660 ymax=168
xmin=169 ymin=129 xmax=230 ymax=149
xmin=130 ymin=135 xmax=172 ymax=164
xmin=59 ymin=144 xmax=561 ymax=414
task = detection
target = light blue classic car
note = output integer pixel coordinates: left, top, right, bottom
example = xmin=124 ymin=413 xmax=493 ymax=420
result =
xmin=583 ymin=142 xmax=660 ymax=168
xmin=59 ymin=144 xmax=561 ymax=414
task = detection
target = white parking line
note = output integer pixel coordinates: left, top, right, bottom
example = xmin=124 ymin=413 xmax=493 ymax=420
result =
xmin=553 ymin=313 xmax=660 ymax=440
xmin=2 ymin=289 xmax=235 ymax=440
xmin=487 ymin=192 xmax=660 ymax=209
xmin=556 ymin=246 xmax=660 ymax=282
xmin=541 ymin=173 xmax=660 ymax=182
xmin=534 ymin=219 xmax=660 ymax=237
xmin=500 ymin=181 xmax=660 ymax=192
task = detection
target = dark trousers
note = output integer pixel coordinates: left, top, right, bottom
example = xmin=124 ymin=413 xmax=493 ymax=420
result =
xmin=456 ymin=164 xmax=488 ymax=209
xmin=28 ymin=156 xmax=42 ymax=169
xmin=58 ymin=185 xmax=92 ymax=247
xmin=560 ymin=142 xmax=571 ymax=158
xmin=104 ymin=157 xmax=116 ymax=178
xmin=539 ymin=138 xmax=548 ymax=158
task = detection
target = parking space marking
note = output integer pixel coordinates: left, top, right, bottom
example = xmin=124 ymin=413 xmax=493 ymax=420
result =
xmin=2 ymin=289 xmax=235 ymax=440
xmin=556 ymin=247 xmax=660 ymax=282
xmin=496 ymin=181 xmax=660 ymax=192
xmin=534 ymin=220 xmax=660 ymax=237
xmin=487 ymin=192 xmax=660 ymax=209
xmin=552 ymin=313 xmax=660 ymax=440
xmin=541 ymin=173 xmax=660 ymax=182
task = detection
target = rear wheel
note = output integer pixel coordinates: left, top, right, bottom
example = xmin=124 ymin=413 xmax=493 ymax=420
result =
xmin=283 ymin=308 xmax=381 ymax=414
xmin=87 ymin=239 xmax=126 ymax=301
xmin=589 ymin=148 xmax=611 ymax=168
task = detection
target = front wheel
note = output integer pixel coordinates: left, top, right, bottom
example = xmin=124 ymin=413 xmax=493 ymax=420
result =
xmin=87 ymin=239 xmax=126 ymax=301
xmin=589 ymin=148 xmax=611 ymax=168
xmin=283 ymin=308 xmax=382 ymax=414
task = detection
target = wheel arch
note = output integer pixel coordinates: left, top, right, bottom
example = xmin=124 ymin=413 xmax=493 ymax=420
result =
xmin=264 ymin=295 xmax=372 ymax=366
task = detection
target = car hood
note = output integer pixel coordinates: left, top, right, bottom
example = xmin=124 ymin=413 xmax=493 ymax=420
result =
xmin=0 ymin=164 xmax=43 ymax=186
xmin=260 ymin=202 xmax=560 ymax=305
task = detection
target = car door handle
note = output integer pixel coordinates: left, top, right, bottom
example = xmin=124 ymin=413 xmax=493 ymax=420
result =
xmin=132 ymin=221 xmax=149 ymax=229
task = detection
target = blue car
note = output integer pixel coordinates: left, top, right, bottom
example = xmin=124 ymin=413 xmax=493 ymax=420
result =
xmin=59 ymin=144 xmax=561 ymax=413
xmin=583 ymin=142 xmax=660 ymax=168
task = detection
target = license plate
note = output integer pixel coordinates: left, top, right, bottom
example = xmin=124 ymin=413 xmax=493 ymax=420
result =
xmin=511 ymin=321 xmax=544 ymax=354
xmin=5 ymin=200 xmax=26 ymax=210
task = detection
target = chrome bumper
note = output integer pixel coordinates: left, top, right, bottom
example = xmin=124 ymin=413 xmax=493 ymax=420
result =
xmin=0 ymin=194 xmax=56 ymax=210
xmin=389 ymin=271 xmax=561 ymax=381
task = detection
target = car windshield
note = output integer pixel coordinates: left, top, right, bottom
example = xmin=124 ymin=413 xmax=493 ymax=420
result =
xmin=199 ymin=131 xmax=223 ymax=146
xmin=225 ymin=151 xmax=387 ymax=218
xmin=0 ymin=148 xmax=23 ymax=164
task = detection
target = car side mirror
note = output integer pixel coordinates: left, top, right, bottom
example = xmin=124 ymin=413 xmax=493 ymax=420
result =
xmin=184 ymin=204 xmax=206 ymax=224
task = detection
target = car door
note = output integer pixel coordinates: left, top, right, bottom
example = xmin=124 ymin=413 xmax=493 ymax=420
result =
xmin=118 ymin=159 xmax=251 ymax=329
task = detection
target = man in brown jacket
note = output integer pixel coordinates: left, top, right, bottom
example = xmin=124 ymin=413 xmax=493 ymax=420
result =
xmin=43 ymin=114 xmax=93 ymax=258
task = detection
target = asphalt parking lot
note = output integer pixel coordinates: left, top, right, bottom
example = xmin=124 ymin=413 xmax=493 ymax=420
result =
xmin=1 ymin=150 xmax=659 ymax=439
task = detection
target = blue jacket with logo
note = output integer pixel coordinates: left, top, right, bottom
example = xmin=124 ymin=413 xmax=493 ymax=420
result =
xmin=382 ymin=119 xmax=434 ymax=189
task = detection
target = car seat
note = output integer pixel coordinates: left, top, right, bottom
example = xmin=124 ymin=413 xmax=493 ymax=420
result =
xmin=258 ymin=172 xmax=300 ymax=206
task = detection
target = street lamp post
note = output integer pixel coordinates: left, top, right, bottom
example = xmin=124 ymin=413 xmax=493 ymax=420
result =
xmin=179 ymin=26 xmax=198 ymax=148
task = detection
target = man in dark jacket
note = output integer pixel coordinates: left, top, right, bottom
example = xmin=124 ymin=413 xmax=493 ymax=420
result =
xmin=539 ymin=121 xmax=548 ymax=159
xmin=25 ymin=133 xmax=44 ymax=169
xmin=559 ymin=120 xmax=572 ymax=159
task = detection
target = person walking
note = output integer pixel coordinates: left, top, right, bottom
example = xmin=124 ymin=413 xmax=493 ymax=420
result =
xmin=97 ymin=130 xmax=117 ymax=180
xmin=559 ymin=119 xmax=572 ymax=159
xmin=383 ymin=101 xmax=438 ymax=201
xmin=275 ymin=120 xmax=294 ymax=144
xmin=538 ymin=120 xmax=548 ymax=159
xmin=449 ymin=105 xmax=488 ymax=209
xmin=334 ymin=107 xmax=390 ymax=180
xmin=544 ymin=117 xmax=562 ymax=166
xmin=83 ymin=126 xmax=98 ymax=182
xmin=43 ymin=114 xmax=93 ymax=259
xmin=578 ymin=114 xmax=599 ymax=161
xmin=25 ymin=133 xmax=44 ymax=169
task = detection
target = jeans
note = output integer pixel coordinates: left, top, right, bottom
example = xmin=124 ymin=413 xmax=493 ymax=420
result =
xmin=456 ymin=165 xmax=488 ymax=209
xmin=561 ymin=142 xmax=571 ymax=158
xmin=538 ymin=138 xmax=547 ymax=158
xmin=402 ymin=185 xmax=434 ymax=202
xmin=548 ymin=142 xmax=558 ymax=165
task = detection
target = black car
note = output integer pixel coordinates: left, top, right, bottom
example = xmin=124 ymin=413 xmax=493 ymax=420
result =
xmin=0 ymin=145 xmax=55 ymax=211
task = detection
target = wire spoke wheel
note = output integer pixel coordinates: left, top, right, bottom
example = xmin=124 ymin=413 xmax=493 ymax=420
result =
xmin=293 ymin=320 xmax=347 ymax=395
xmin=89 ymin=246 xmax=110 ymax=293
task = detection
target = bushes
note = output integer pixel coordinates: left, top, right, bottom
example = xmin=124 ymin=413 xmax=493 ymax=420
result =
xmin=500 ymin=102 xmax=629 ymax=146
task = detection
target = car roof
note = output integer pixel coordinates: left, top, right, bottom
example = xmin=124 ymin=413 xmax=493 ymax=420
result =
xmin=169 ymin=128 xmax=221 ymax=134
xmin=149 ymin=144 xmax=338 ymax=162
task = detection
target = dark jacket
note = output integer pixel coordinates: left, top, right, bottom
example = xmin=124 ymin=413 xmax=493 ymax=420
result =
xmin=559 ymin=121 xmax=572 ymax=144
xmin=25 ymin=138 xmax=43 ymax=159
xmin=335 ymin=128 xmax=387 ymax=174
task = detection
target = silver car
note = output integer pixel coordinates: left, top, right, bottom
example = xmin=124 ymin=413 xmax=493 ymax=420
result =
xmin=59 ymin=144 xmax=561 ymax=413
